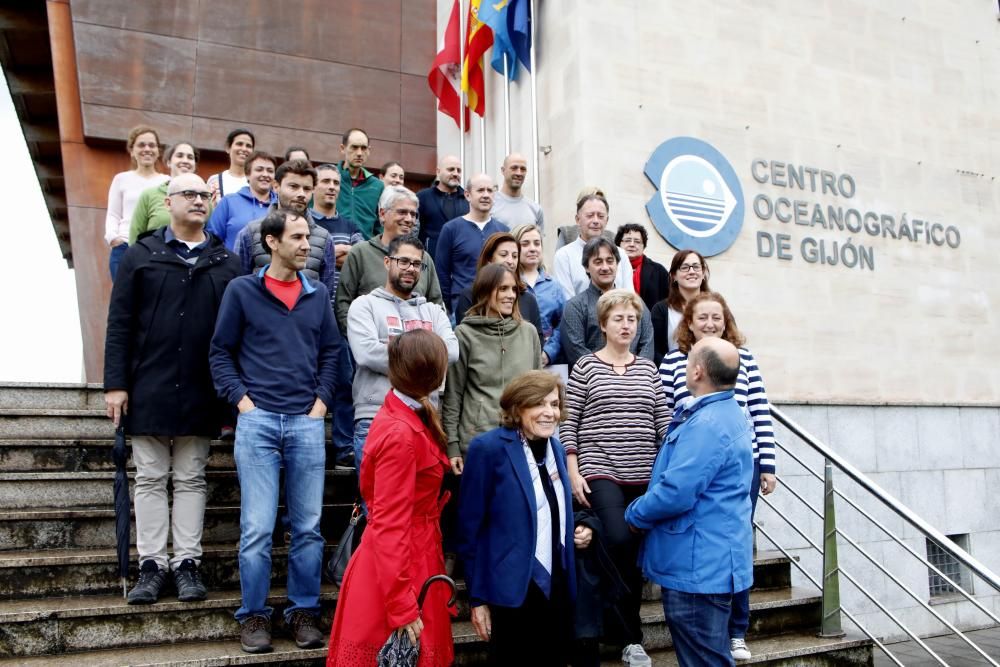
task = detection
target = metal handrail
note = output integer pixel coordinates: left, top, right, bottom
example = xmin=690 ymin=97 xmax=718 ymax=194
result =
xmin=771 ymin=405 xmax=1000 ymax=595
xmin=773 ymin=439 xmax=1000 ymax=627
xmin=771 ymin=474 xmax=1000 ymax=665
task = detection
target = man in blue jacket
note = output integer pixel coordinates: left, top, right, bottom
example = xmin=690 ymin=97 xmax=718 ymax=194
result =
xmin=625 ymin=337 xmax=754 ymax=666
xmin=209 ymin=208 xmax=342 ymax=654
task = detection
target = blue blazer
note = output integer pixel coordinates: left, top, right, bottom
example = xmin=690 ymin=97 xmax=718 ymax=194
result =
xmin=457 ymin=426 xmax=578 ymax=608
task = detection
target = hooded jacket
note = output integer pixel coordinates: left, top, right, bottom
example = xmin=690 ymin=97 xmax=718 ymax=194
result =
xmin=335 ymin=235 xmax=443 ymax=334
xmin=346 ymin=287 xmax=459 ymax=421
xmin=442 ymin=315 xmax=541 ymax=458
xmin=206 ymin=186 xmax=278 ymax=250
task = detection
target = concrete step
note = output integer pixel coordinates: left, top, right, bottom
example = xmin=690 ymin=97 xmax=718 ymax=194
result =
xmin=0 ymin=586 xmax=823 ymax=659
xmin=0 ymin=409 xmax=115 ymax=440
xmin=600 ymin=631 xmax=874 ymax=666
xmin=0 ymin=469 xmax=358 ymax=510
xmin=0 ymin=504 xmax=353 ymax=551
xmin=0 ymin=543 xmax=336 ymax=599
xmin=0 ymin=638 xmax=328 ymax=666
xmin=0 ymin=438 xmax=238 ymax=472
xmin=0 ymin=383 xmax=105 ymax=411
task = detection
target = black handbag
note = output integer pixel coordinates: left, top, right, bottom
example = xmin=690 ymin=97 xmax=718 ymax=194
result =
xmin=376 ymin=575 xmax=457 ymax=667
xmin=324 ymin=503 xmax=365 ymax=586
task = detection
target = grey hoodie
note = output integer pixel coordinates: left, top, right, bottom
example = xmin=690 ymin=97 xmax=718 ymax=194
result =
xmin=346 ymin=287 xmax=459 ymax=420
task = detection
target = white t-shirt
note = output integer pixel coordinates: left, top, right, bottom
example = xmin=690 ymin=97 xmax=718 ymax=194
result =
xmin=217 ymin=171 xmax=248 ymax=199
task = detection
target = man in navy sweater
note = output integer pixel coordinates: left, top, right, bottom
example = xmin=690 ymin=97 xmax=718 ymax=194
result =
xmin=210 ymin=208 xmax=341 ymax=654
xmin=434 ymin=173 xmax=509 ymax=314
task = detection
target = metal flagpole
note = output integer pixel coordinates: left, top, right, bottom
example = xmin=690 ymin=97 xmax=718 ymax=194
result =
xmin=528 ymin=0 xmax=540 ymax=201
xmin=479 ymin=116 xmax=487 ymax=172
xmin=503 ymin=54 xmax=511 ymax=156
xmin=458 ymin=0 xmax=466 ymax=175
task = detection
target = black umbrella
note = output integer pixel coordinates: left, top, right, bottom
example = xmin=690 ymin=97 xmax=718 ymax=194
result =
xmin=376 ymin=574 xmax=458 ymax=666
xmin=111 ymin=425 xmax=131 ymax=598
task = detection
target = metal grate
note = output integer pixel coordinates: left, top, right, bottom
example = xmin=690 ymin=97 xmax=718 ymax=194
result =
xmin=926 ymin=535 xmax=971 ymax=598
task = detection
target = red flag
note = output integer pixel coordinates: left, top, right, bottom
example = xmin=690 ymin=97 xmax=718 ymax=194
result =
xmin=427 ymin=0 xmax=470 ymax=130
xmin=463 ymin=0 xmax=493 ymax=117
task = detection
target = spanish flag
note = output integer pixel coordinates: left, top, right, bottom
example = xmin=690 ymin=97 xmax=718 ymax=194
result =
xmin=462 ymin=0 xmax=493 ymax=117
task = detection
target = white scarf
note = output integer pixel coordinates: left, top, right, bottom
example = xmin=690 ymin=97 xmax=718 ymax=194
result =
xmin=521 ymin=436 xmax=567 ymax=576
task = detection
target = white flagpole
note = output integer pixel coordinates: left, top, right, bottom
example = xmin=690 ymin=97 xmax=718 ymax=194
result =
xmin=479 ymin=116 xmax=487 ymax=173
xmin=529 ymin=0 xmax=540 ymax=201
xmin=503 ymin=54 xmax=511 ymax=156
xmin=458 ymin=0 xmax=466 ymax=175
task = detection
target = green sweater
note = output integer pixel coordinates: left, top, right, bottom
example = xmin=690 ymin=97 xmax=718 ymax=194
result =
xmin=336 ymin=162 xmax=384 ymax=239
xmin=442 ymin=315 xmax=541 ymax=458
xmin=335 ymin=236 xmax=443 ymax=334
xmin=129 ymin=181 xmax=213 ymax=244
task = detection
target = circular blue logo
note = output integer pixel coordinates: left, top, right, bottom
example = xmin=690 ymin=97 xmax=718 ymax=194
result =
xmin=644 ymin=137 xmax=744 ymax=257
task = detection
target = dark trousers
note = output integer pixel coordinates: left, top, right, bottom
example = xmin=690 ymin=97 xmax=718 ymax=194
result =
xmin=331 ymin=342 xmax=355 ymax=461
xmin=489 ymin=580 xmax=572 ymax=666
xmin=587 ymin=479 xmax=645 ymax=646
xmin=662 ymin=588 xmax=735 ymax=666
xmin=109 ymin=242 xmax=128 ymax=281
xmin=729 ymin=459 xmax=761 ymax=639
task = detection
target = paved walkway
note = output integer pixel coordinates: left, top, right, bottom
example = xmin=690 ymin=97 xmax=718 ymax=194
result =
xmin=875 ymin=626 xmax=1000 ymax=666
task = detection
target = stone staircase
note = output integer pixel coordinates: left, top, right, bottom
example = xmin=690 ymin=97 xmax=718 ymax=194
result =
xmin=0 ymin=383 xmax=874 ymax=666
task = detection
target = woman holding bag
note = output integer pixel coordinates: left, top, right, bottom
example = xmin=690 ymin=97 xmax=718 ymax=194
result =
xmin=327 ymin=329 xmax=455 ymax=667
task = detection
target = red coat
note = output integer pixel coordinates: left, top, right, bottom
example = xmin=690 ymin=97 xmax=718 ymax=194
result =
xmin=327 ymin=391 xmax=455 ymax=667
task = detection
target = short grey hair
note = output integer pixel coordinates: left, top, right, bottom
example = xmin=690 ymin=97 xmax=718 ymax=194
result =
xmin=378 ymin=185 xmax=418 ymax=211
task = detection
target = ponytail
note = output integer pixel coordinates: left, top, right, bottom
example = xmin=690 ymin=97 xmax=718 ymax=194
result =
xmin=387 ymin=330 xmax=450 ymax=453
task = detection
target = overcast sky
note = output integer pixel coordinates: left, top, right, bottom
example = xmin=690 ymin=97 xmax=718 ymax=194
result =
xmin=0 ymin=69 xmax=84 ymax=383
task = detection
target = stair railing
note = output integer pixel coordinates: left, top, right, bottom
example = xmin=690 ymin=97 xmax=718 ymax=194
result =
xmin=756 ymin=405 xmax=1000 ymax=666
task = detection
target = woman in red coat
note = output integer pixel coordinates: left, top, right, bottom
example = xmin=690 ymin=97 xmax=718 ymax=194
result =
xmin=328 ymin=329 xmax=455 ymax=667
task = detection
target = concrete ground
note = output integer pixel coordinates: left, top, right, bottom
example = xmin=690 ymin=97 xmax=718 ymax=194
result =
xmin=874 ymin=626 xmax=1000 ymax=666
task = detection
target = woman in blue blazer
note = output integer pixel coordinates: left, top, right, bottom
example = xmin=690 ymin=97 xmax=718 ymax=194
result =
xmin=457 ymin=370 xmax=592 ymax=666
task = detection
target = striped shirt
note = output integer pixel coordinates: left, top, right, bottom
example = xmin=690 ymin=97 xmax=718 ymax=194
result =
xmin=562 ymin=353 xmax=670 ymax=484
xmin=658 ymin=347 xmax=777 ymax=474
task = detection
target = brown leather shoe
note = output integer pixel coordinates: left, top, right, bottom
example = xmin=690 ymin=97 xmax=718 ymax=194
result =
xmin=288 ymin=611 xmax=324 ymax=649
xmin=240 ymin=615 xmax=273 ymax=654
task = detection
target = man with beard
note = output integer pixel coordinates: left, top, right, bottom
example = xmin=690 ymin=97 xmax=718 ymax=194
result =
xmin=335 ymin=185 xmax=444 ymax=334
xmin=490 ymin=152 xmax=545 ymax=232
xmin=346 ymin=234 xmax=459 ymax=469
xmin=561 ymin=237 xmax=653 ymax=369
xmin=104 ymin=173 xmax=241 ymax=605
xmin=210 ymin=208 xmax=342 ymax=654
xmin=433 ymin=173 xmax=509 ymax=314
xmin=417 ymin=154 xmax=468 ymax=257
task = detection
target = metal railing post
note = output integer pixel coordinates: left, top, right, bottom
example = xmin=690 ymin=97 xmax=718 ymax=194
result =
xmin=820 ymin=459 xmax=846 ymax=638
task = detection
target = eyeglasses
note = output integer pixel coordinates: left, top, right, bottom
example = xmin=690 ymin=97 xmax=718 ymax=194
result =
xmin=390 ymin=256 xmax=424 ymax=271
xmin=678 ymin=263 xmax=703 ymax=273
xmin=169 ymin=190 xmax=212 ymax=202
xmin=392 ymin=208 xmax=419 ymax=220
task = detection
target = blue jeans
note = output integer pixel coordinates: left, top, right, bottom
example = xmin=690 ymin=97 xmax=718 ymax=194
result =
xmin=352 ymin=418 xmax=372 ymax=471
xmin=109 ymin=242 xmax=128 ymax=281
xmin=332 ymin=344 xmax=355 ymax=461
xmin=729 ymin=458 xmax=762 ymax=639
xmin=662 ymin=588 xmax=735 ymax=666
xmin=234 ymin=408 xmax=326 ymax=623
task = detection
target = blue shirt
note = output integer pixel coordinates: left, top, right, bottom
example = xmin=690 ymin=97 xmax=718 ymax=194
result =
xmin=526 ymin=269 xmax=566 ymax=362
xmin=433 ymin=216 xmax=509 ymax=311
xmin=206 ymin=187 xmax=277 ymax=250
xmin=625 ymin=389 xmax=754 ymax=594
xmin=163 ymin=226 xmax=210 ymax=264
xmin=209 ymin=267 xmax=342 ymax=415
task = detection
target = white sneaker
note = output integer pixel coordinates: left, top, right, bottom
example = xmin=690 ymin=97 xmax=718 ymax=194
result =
xmin=731 ymin=637 xmax=752 ymax=660
xmin=622 ymin=643 xmax=652 ymax=666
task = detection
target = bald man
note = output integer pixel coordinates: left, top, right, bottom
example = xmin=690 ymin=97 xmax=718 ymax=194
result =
xmin=625 ymin=337 xmax=754 ymax=666
xmin=491 ymin=152 xmax=545 ymax=232
xmin=417 ymin=154 xmax=469 ymax=257
xmin=105 ymin=173 xmax=242 ymax=604
xmin=433 ymin=173 xmax=510 ymax=313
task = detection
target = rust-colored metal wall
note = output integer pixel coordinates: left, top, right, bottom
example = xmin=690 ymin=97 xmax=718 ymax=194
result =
xmin=47 ymin=0 xmax=437 ymax=381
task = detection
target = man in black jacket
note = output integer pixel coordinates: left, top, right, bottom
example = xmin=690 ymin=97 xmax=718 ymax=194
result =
xmin=104 ymin=173 xmax=241 ymax=605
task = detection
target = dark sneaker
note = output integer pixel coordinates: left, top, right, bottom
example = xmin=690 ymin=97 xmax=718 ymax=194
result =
xmin=174 ymin=558 xmax=207 ymax=601
xmin=240 ymin=615 xmax=273 ymax=654
xmin=219 ymin=425 xmax=235 ymax=441
xmin=288 ymin=611 xmax=324 ymax=649
xmin=333 ymin=455 xmax=355 ymax=471
xmin=127 ymin=560 xmax=167 ymax=605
